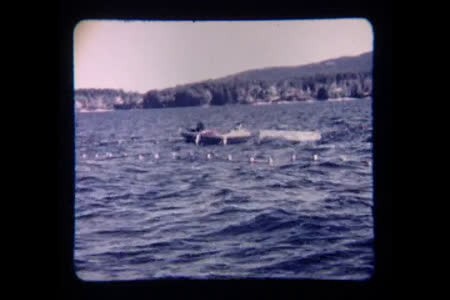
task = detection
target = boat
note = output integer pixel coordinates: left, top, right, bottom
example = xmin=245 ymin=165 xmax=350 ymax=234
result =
xmin=258 ymin=130 xmax=321 ymax=142
xmin=181 ymin=129 xmax=253 ymax=145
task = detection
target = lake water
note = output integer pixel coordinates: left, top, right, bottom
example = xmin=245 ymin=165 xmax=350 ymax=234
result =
xmin=74 ymin=99 xmax=374 ymax=280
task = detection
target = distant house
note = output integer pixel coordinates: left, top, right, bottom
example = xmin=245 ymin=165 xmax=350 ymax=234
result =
xmin=75 ymin=101 xmax=83 ymax=110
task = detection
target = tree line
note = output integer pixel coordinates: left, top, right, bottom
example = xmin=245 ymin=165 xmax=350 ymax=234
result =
xmin=74 ymin=72 xmax=372 ymax=111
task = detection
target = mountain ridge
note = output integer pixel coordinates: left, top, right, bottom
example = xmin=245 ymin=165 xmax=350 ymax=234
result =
xmin=220 ymin=51 xmax=372 ymax=83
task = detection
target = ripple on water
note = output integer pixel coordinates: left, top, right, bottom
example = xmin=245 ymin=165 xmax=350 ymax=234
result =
xmin=75 ymin=100 xmax=374 ymax=280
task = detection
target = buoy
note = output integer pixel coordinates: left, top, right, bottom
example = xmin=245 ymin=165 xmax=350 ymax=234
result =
xmin=249 ymin=155 xmax=255 ymax=163
xmin=291 ymin=153 xmax=296 ymax=161
xmin=154 ymin=153 xmax=160 ymax=160
xmin=268 ymin=156 xmax=273 ymax=166
xmin=227 ymin=154 xmax=232 ymax=161
xmin=139 ymin=154 xmax=144 ymax=160
xmin=207 ymin=153 xmax=212 ymax=160
xmin=313 ymin=154 xmax=318 ymax=161
xmin=82 ymin=153 xmax=87 ymax=159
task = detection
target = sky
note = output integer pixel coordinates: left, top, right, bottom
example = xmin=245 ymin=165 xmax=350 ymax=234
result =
xmin=74 ymin=19 xmax=373 ymax=93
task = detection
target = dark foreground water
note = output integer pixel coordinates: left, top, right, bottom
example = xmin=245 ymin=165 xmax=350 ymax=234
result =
xmin=74 ymin=99 xmax=374 ymax=281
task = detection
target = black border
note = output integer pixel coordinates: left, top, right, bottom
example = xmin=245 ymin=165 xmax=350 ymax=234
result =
xmin=58 ymin=1 xmax=391 ymax=299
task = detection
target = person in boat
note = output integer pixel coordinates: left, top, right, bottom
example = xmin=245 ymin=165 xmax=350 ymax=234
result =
xmin=189 ymin=121 xmax=205 ymax=132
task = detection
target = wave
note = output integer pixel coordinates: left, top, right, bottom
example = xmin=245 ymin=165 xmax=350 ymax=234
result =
xmin=75 ymin=187 xmax=95 ymax=193
xmin=250 ymin=247 xmax=368 ymax=275
xmin=212 ymin=208 xmax=296 ymax=236
xmin=122 ymin=167 xmax=149 ymax=174
xmin=212 ymin=188 xmax=233 ymax=197
xmin=207 ymin=206 xmax=259 ymax=218
xmin=172 ymin=250 xmax=221 ymax=264
xmin=103 ymin=192 xmax=135 ymax=201
xmin=95 ymin=227 xmax=153 ymax=237
xmin=317 ymin=161 xmax=346 ymax=169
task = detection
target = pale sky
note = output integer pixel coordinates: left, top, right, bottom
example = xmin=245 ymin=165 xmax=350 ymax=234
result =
xmin=74 ymin=19 xmax=373 ymax=93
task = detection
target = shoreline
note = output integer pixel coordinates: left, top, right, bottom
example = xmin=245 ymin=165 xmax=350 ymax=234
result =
xmin=78 ymin=109 xmax=114 ymax=113
xmin=75 ymin=97 xmax=371 ymax=113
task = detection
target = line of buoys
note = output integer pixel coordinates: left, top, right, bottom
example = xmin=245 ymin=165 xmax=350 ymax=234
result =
xmin=83 ymin=152 xmax=318 ymax=162
xmin=80 ymin=152 xmax=375 ymax=168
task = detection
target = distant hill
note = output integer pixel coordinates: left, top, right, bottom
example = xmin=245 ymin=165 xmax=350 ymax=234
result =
xmin=75 ymin=51 xmax=373 ymax=111
xmin=222 ymin=52 xmax=373 ymax=83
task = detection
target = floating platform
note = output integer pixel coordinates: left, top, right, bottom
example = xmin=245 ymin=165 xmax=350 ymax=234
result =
xmin=258 ymin=130 xmax=321 ymax=142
